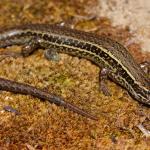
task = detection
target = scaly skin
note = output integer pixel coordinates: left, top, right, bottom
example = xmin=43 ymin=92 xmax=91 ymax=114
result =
xmin=0 ymin=23 xmax=149 ymax=106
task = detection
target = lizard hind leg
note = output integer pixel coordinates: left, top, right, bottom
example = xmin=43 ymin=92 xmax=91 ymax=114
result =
xmin=21 ymin=38 xmax=40 ymax=57
xmin=0 ymin=38 xmax=41 ymax=61
xmin=44 ymin=49 xmax=60 ymax=61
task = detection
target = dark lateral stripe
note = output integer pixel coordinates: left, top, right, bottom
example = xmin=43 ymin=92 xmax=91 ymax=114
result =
xmin=19 ymin=30 xmax=146 ymax=98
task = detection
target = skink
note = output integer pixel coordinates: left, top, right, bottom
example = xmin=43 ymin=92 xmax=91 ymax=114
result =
xmin=0 ymin=24 xmax=149 ymax=109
